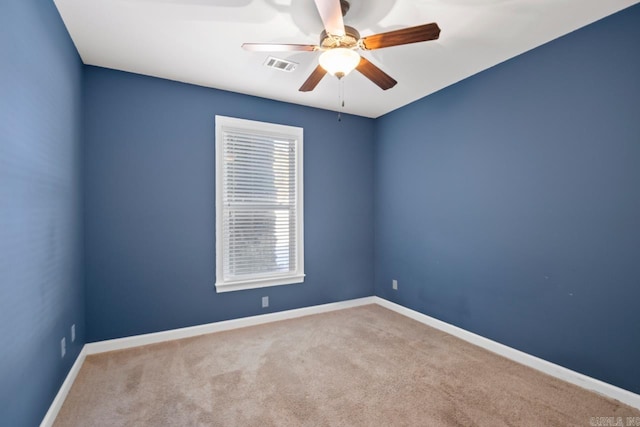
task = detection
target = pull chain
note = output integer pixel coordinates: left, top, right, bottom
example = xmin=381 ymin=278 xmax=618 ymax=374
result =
xmin=337 ymin=78 xmax=345 ymax=122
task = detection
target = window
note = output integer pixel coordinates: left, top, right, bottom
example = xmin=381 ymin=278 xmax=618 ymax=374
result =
xmin=215 ymin=116 xmax=304 ymax=293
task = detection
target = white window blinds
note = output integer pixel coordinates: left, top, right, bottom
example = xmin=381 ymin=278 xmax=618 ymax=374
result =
xmin=215 ymin=116 xmax=304 ymax=293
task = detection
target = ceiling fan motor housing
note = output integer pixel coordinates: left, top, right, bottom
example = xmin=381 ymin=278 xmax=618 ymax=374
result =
xmin=320 ymin=26 xmax=360 ymax=49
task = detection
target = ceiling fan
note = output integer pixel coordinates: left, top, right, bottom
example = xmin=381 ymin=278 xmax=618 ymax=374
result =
xmin=242 ymin=0 xmax=441 ymax=92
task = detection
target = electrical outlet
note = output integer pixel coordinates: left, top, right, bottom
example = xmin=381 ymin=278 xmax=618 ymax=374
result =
xmin=262 ymin=296 xmax=269 ymax=308
xmin=71 ymin=324 xmax=76 ymax=342
xmin=61 ymin=337 xmax=66 ymax=358
xmin=392 ymin=279 xmax=398 ymax=290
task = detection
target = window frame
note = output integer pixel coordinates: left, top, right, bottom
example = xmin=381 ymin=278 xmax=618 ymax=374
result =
xmin=215 ymin=115 xmax=304 ymax=293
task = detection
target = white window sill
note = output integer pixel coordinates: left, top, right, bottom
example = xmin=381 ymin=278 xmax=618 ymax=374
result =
xmin=215 ymin=274 xmax=305 ymax=293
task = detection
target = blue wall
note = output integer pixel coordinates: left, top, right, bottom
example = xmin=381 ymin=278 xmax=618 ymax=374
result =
xmin=0 ymin=0 xmax=84 ymax=425
xmin=83 ymin=67 xmax=375 ymax=342
xmin=374 ymin=4 xmax=640 ymax=394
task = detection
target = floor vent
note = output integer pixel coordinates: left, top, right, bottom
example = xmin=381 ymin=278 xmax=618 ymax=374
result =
xmin=264 ymin=56 xmax=298 ymax=72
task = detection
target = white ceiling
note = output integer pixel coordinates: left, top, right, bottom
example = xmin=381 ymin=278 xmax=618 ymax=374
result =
xmin=54 ymin=0 xmax=637 ymax=118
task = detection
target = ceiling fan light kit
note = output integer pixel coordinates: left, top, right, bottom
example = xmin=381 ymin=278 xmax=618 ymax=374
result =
xmin=242 ymin=0 xmax=441 ymax=92
xmin=318 ymin=48 xmax=360 ymax=78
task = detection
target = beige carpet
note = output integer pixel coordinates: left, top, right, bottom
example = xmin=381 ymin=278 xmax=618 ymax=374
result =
xmin=54 ymin=305 xmax=639 ymax=426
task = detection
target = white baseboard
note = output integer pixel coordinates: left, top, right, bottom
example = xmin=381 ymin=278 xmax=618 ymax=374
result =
xmin=374 ymin=296 xmax=640 ymax=410
xmin=85 ymin=296 xmax=377 ymax=355
xmin=39 ymin=347 xmax=87 ymax=427
xmin=41 ymin=294 xmax=640 ymax=426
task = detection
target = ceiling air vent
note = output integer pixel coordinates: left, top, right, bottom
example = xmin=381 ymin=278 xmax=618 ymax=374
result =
xmin=264 ymin=56 xmax=298 ymax=72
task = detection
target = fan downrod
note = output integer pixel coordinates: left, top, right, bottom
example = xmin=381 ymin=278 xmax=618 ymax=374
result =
xmin=340 ymin=0 xmax=350 ymax=17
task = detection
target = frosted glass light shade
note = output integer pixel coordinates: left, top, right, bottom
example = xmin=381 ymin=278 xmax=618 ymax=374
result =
xmin=319 ymin=48 xmax=360 ymax=78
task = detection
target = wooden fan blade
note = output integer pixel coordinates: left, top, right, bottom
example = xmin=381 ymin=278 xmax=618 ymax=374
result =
xmin=242 ymin=43 xmax=318 ymax=52
xmin=361 ymin=23 xmax=441 ymax=50
xmin=314 ymin=0 xmax=345 ymax=36
xmin=356 ymin=57 xmax=397 ymax=90
xmin=299 ymin=65 xmax=327 ymax=92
